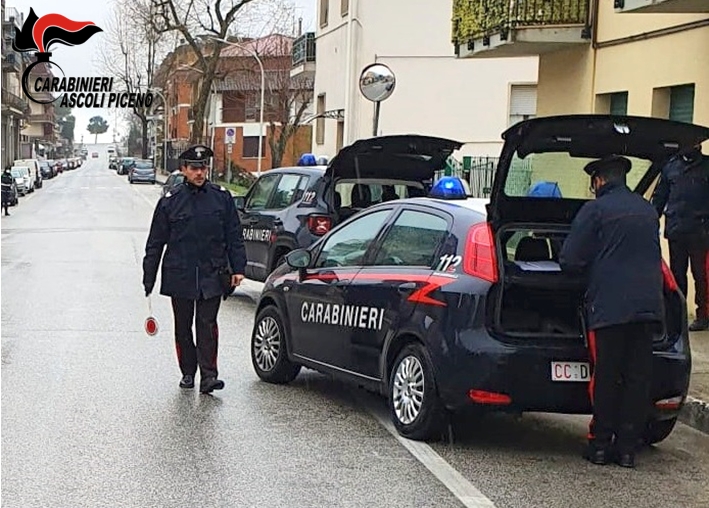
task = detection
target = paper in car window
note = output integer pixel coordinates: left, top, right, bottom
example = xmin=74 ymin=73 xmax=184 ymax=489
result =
xmin=513 ymin=260 xmax=561 ymax=272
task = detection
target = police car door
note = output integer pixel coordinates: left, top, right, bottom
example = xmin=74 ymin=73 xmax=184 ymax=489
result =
xmin=342 ymin=206 xmax=452 ymax=379
xmin=285 ymin=208 xmax=395 ymax=370
xmin=240 ymin=174 xmax=280 ymax=280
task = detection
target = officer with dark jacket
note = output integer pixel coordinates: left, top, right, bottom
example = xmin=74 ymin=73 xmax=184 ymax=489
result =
xmin=651 ymin=144 xmax=709 ymax=331
xmin=560 ymin=155 xmax=664 ymax=469
xmin=2 ymin=167 xmax=14 ymax=216
xmin=143 ymin=145 xmax=247 ymax=394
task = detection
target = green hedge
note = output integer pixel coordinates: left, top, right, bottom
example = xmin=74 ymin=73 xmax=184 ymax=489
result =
xmin=452 ymin=0 xmax=589 ymax=46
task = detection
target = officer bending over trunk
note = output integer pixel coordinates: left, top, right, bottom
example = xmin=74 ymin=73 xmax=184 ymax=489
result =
xmin=560 ymin=155 xmax=664 ymax=469
xmin=142 ymin=145 xmax=246 ymax=394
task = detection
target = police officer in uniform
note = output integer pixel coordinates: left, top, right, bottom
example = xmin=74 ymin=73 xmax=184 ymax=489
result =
xmin=2 ymin=167 xmax=14 ymax=216
xmin=560 ymin=155 xmax=664 ymax=468
xmin=143 ymin=145 xmax=247 ymax=394
xmin=651 ymin=143 xmax=709 ymax=331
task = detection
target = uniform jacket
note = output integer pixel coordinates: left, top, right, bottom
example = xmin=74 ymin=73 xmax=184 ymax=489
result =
xmin=1 ymin=172 xmax=14 ymax=204
xmin=143 ymin=181 xmax=247 ymax=300
xmin=560 ymin=181 xmax=664 ymax=330
xmin=651 ymin=152 xmax=709 ymax=240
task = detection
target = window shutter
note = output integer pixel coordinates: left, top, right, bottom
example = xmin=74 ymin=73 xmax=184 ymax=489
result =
xmin=669 ymin=85 xmax=695 ymax=124
xmin=510 ymin=85 xmax=537 ymax=116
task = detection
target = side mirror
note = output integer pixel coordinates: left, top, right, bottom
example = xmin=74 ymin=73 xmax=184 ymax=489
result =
xmin=233 ymin=196 xmax=246 ymax=211
xmin=285 ymin=249 xmax=311 ymax=269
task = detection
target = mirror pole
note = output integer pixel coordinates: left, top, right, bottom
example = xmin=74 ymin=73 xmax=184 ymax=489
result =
xmin=373 ymin=101 xmax=381 ymax=137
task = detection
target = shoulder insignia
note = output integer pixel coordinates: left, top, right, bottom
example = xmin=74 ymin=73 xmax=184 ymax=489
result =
xmin=220 ymin=186 xmax=228 ymax=192
xmin=165 ymin=191 xmax=173 ymax=198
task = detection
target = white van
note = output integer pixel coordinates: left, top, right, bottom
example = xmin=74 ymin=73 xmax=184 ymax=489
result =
xmin=14 ymin=159 xmax=42 ymax=189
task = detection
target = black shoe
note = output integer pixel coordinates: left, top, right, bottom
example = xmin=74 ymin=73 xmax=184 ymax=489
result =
xmin=179 ymin=375 xmax=195 ymax=389
xmin=200 ymin=378 xmax=225 ymax=394
xmin=689 ymin=318 xmax=709 ymax=332
xmin=615 ymin=452 xmax=635 ymax=469
xmin=583 ymin=445 xmax=610 ymax=465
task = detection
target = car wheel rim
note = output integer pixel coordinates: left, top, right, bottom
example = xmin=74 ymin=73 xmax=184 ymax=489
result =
xmin=392 ymin=355 xmax=425 ymax=425
xmin=253 ymin=316 xmax=281 ymax=372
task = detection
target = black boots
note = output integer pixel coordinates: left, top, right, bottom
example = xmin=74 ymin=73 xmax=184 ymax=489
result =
xmin=583 ymin=443 xmax=635 ymax=468
xmin=179 ymin=374 xmax=195 ymax=388
xmin=200 ymin=377 xmax=225 ymax=394
xmin=689 ymin=318 xmax=709 ymax=332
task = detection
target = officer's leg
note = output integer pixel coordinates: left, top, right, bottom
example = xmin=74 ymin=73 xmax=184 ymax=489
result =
xmin=616 ymin=322 xmax=655 ymax=464
xmin=195 ymin=295 xmax=222 ymax=384
xmin=687 ymin=236 xmax=709 ymax=326
xmin=171 ymin=298 xmax=198 ymax=377
xmin=668 ymin=237 xmax=690 ymax=297
xmin=587 ymin=326 xmax=624 ymax=451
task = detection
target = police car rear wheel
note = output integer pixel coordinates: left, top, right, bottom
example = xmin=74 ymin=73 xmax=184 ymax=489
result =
xmin=251 ymin=306 xmax=301 ymax=384
xmin=644 ymin=417 xmax=677 ymax=445
xmin=389 ymin=343 xmax=446 ymax=441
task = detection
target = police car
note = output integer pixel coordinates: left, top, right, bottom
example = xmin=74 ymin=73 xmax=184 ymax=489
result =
xmin=249 ymin=116 xmax=709 ymax=442
xmin=234 ymin=136 xmax=460 ymax=282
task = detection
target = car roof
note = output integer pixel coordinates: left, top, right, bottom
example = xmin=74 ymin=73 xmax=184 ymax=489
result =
xmin=368 ymin=196 xmax=489 ymax=218
xmin=265 ymin=165 xmax=326 ymax=177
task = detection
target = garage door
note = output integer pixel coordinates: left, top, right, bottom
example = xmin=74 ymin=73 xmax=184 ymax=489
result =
xmin=669 ymin=85 xmax=695 ymax=123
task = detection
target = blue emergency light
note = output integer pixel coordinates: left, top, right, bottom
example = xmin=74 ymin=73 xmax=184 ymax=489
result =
xmin=297 ymin=153 xmax=317 ymax=166
xmin=429 ymin=176 xmax=470 ymax=200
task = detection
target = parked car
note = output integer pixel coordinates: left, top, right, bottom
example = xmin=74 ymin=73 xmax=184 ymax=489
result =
xmin=10 ymin=166 xmax=32 ymax=195
xmin=128 ymin=159 xmax=157 ymax=184
xmin=249 ymin=115 xmax=707 ymax=444
xmin=161 ymin=170 xmax=185 ymax=197
xmin=117 ymin=157 xmax=135 ymax=175
xmin=39 ymin=160 xmax=53 ymax=179
xmin=92 ymin=152 xmax=99 ymax=158
xmin=14 ymin=159 xmax=42 ymax=189
xmin=234 ymin=136 xmax=451 ymax=282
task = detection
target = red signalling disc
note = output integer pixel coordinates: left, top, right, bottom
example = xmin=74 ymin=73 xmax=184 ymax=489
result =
xmin=145 ymin=316 xmax=159 ymax=336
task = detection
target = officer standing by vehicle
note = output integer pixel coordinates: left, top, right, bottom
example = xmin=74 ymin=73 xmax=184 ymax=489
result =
xmin=142 ymin=145 xmax=247 ymax=394
xmin=560 ymin=155 xmax=664 ymax=469
xmin=651 ymin=143 xmax=709 ymax=332
xmin=2 ymin=166 xmax=14 ymax=216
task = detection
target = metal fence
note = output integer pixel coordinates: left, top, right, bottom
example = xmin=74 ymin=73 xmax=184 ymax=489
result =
xmin=434 ymin=156 xmax=533 ymax=198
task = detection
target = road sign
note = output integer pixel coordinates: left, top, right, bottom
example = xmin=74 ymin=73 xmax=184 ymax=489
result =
xmin=225 ymin=127 xmax=236 ymax=144
xmin=227 ymin=143 xmax=233 ymax=154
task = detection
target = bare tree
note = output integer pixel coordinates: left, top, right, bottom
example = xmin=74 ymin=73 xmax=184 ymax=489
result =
xmin=149 ymin=0 xmax=263 ymax=144
xmin=98 ymin=0 xmax=173 ymax=158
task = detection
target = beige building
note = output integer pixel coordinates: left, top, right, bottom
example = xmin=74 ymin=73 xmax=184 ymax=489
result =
xmin=452 ymin=0 xmax=709 ymax=316
xmin=302 ymin=0 xmax=538 ymax=160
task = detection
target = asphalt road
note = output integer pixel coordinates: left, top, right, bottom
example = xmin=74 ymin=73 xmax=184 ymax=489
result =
xmin=2 ymin=149 xmax=708 ymax=508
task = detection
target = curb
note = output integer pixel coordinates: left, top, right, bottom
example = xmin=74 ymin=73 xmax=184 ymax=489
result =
xmin=679 ymin=396 xmax=709 ymax=435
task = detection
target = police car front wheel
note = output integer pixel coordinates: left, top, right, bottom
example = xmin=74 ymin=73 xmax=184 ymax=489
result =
xmin=251 ymin=306 xmax=301 ymax=384
xmin=389 ymin=343 xmax=447 ymax=441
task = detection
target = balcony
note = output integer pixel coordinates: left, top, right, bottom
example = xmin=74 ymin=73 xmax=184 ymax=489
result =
xmin=1 ymin=90 xmax=30 ymax=116
xmin=614 ymin=0 xmax=709 ymax=13
xmin=2 ymin=50 xmax=22 ymax=73
xmin=291 ymin=32 xmax=315 ymax=79
xmin=29 ymin=113 xmax=56 ymax=124
xmin=452 ymin=0 xmax=591 ymax=58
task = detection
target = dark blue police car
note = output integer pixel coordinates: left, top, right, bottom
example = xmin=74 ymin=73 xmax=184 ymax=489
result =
xmin=250 ymin=115 xmax=709 ymax=442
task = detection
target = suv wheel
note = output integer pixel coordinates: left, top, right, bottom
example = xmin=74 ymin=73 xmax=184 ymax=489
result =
xmin=389 ymin=343 xmax=447 ymax=441
xmin=251 ymin=306 xmax=301 ymax=384
xmin=643 ymin=417 xmax=678 ymax=445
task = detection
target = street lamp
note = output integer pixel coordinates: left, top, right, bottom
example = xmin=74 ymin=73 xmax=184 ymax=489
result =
xmin=148 ymin=87 xmax=168 ymax=175
xmin=209 ymin=36 xmax=265 ymax=177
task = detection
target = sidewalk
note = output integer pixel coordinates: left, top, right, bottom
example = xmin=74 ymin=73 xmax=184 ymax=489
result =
xmin=682 ymin=330 xmax=709 ymax=434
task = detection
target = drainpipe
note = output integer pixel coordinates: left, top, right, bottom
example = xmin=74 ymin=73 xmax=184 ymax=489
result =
xmin=589 ymin=0 xmax=600 ymax=113
xmin=343 ymin=0 xmax=354 ymax=145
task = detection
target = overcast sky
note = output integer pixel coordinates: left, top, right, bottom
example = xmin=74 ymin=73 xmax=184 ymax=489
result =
xmin=9 ymin=0 xmax=316 ymax=145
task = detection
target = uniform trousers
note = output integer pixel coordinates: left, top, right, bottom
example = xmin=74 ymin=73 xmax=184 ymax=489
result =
xmin=668 ymin=234 xmax=709 ymax=320
xmin=171 ymin=296 xmax=221 ymax=380
xmin=587 ymin=322 xmax=657 ymax=452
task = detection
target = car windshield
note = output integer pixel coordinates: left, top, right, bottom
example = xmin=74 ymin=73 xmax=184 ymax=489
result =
xmin=503 ymin=151 xmax=651 ymax=200
xmin=134 ymin=161 xmax=154 ymax=169
xmin=11 ymin=168 xmax=28 ymax=177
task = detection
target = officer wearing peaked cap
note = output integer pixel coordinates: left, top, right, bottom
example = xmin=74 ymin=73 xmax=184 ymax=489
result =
xmin=142 ymin=144 xmax=247 ymax=394
xmin=560 ymin=154 xmax=664 ymax=468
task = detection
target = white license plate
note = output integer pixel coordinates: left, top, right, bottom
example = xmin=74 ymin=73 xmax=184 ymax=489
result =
xmin=551 ymin=361 xmax=591 ymax=382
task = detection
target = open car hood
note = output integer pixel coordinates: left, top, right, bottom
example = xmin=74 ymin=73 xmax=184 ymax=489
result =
xmin=489 ymin=115 xmax=709 ymax=225
xmin=325 ymin=135 xmax=463 ymax=181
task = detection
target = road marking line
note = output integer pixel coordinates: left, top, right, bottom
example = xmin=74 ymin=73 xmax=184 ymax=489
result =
xmin=357 ymin=394 xmax=497 ymax=508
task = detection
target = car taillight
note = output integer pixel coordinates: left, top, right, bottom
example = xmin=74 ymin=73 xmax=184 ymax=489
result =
xmin=463 ymin=222 xmax=498 ymax=283
xmin=307 ymin=215 xmax=332 ymax=236
xmin=661 ymin=260 xmax=678 ymax=292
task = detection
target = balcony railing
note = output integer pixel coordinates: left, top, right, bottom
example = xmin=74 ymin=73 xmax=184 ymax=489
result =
xmin=452 ymin=0 xmax=590 ymax=47
xmin=29 ymin=113 xmax=56 ymax=124
xmin=1 ymin=90 xmax=30 ymax=115
xmin=292 ymin=32 xmax=316 ymax=67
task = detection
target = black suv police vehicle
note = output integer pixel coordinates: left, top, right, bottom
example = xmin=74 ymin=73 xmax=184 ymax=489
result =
xmin=234 ymin=136 xmax=461 ymax=282
xmin=248 ymin=115 xmax=709 ymax=443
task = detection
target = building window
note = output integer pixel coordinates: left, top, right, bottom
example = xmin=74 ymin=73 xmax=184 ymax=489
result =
xmin=669 ymin=84 xmax=695 ymax=123
xmin=222 ymin=91 xmax=246 ymax=123
xmin=609 ymin=92 xmax=628 ymax=116
xmin=509 ymin=84 xmax=537 ymax=127
xmin=316 ymin=93 xmax=326 ymax=145
xmin=320 ymin=0 xmax=329 ymax=27
xmin=341 ymin=0 xmax=349 ymax=16
xmin=243 ymin=136 xmax=265 ymax=158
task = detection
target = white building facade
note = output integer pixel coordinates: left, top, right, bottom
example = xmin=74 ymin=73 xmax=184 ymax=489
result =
xmin=304 ymin=0 xmax=539 ymax=160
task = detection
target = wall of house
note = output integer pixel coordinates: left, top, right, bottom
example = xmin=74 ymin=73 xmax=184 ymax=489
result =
xmin=313 ymin=0 xmax=538 ymax=158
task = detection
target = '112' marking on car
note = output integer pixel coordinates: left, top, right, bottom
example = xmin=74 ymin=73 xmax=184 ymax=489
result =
xmin=244 ymin=228 xmax=271 ymax=242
